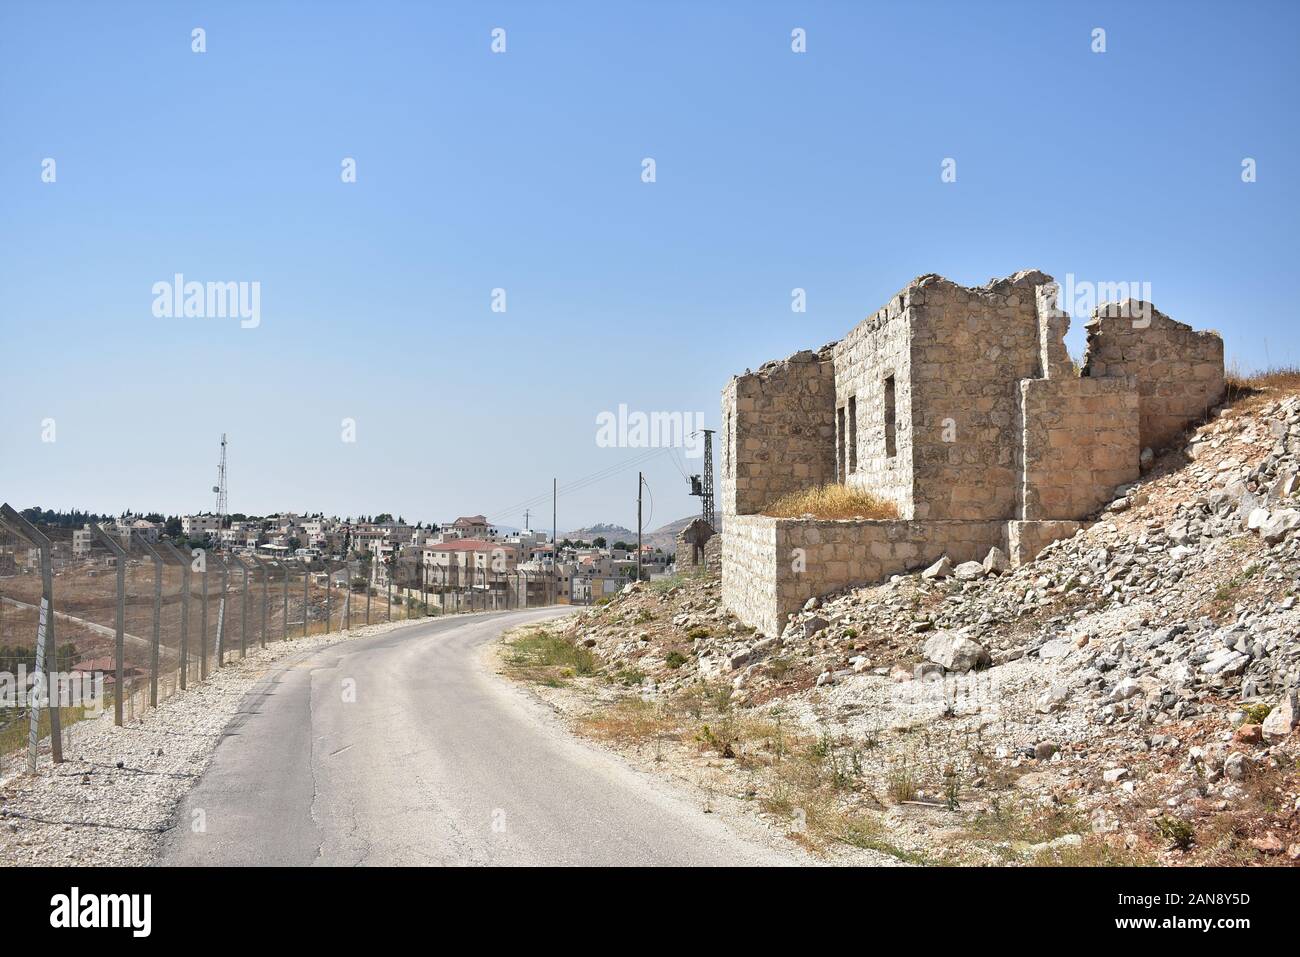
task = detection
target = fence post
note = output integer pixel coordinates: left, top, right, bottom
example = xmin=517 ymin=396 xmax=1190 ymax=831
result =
xmin=366 ymin=570 xmax=372 ymax=626
xmin=281 ymin=560 xmax=289 ymax=640
xmin=135 ymin=537 xmax=164 ymax=709
xmin=387 ymin=575 xmax=392 ymax=622
xmin=326 ymin=564 xmax=333 ymax=633
xmin=87 ymin=523 xmax=128 ymax=726
xmin=250 ymin=555 xmax=268 ymax=649
xmin=302 ymin=562 xmax=310 ymax=637
xmin=159 ymin=541 xmax=190 ymax=692
xmin=0 ymin=505 xmax=63 ymax=767
xmin=344 ymin=561 xmax=353 ymax=631
xmin=228 ymin=554 xmax=249 ymax=657
xmin=199 ymin=549 xmax=209 ymax=679
xmin=216 ymin=555 xmax=228 ymax=667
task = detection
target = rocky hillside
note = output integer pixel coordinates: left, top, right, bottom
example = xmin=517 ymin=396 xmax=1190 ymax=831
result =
xmin=519 ymin=385 xmax=1300 ymax=864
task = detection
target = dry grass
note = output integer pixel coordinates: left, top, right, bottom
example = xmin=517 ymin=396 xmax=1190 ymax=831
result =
xmin=761 ymin=483 xmax=899 ymax=521
xmin=578 ymin=697 xmax=678 ymax=745
xmin=1225 ymin=362 xmax=1300 ymax=407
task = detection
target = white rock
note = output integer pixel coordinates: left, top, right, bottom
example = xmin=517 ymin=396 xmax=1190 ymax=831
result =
xmin=922 ymin=556 xmax=953 ymax=580
xmin=982 ymin=547 xmax=1009 ymax=575
xmin=1260 ymin=509 xmax=1300 ymax=543
xmin=922 ymin=630 xmax=989 ymax=672
xmin=1262 ymin=691 xmax=1298 ymax=741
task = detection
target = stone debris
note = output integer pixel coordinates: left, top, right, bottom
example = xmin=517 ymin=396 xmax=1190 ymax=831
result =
xmin=550 ymin=390 xmax=1300 ymax=865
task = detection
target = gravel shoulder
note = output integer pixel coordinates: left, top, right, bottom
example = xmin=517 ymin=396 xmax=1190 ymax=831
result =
xmin=0 ymin=616 xmax=436 ymax=867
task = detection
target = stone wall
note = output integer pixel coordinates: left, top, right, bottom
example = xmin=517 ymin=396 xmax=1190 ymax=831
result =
xmin=907 ymin=271 xmax=1048 ymax=520
xmin=719 ymin=271 xmax=1227 ymax=634
xmin=1018 ymin=375 xmax=1141 ymax=520
xmin=721 ymin=348 xmax=836 ymax=517
xmin=723 ymin=515 xmax=1005 ymax=636
xmin=831 ymin=294 xmax=914 ymax=515
xmin=1082 ymin=303 xmax=1225 ymax=452
xmin=1007 ymin=519 xmax=1083 ymax=565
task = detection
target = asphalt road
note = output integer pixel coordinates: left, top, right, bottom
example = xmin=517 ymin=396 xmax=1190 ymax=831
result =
xmin=157 ymin=609 xmax=798 ymax=866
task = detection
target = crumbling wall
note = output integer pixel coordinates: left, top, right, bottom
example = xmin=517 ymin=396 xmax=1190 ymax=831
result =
xmin=831 ymin=295 xmax=913 ymax=515
xmin=675 ymin=518 xmax=717 ymax=570
xmin=1019 ymin=375 xmax=1140 ymax=520
xmin=1082 ymin=304 xmax=1225 ymax=452
xmin=720 ymin=349 xmax=836 ymax=517
xmin=907 ymin=271 xmax=1048 ymax=520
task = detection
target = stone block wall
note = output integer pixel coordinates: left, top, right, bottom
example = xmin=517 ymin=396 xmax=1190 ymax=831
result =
xmin=1007 ymin=519 xmax=1083 ymax=565
xmin=723 ymin=515 xmax=1005 ymax=636
xmin=721 ymin=517 xmax=781 ymax=634
xmin=1082 ymin=304 xmax=1225 ymax=452
xmin=831 ymin=294 xmax=914 ymax=515
xmin=906 ymin=271 xmax=1048 ymax=520
xmin=721 ymin=348 xmax=836 ymax=517
xmin=1018 ymin=375 xmax=1141 ymax=520
xmin=719 ymin=271 xmax=1228 ymax=633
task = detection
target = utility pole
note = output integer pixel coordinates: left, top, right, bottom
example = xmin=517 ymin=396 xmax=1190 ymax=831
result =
xmin=636 ymin=471 xmax=643 ymax=582
xmin=701 ymin=428 xmax=716 ymax=531
xmin=552 ymin=477 xmax=557 ymax=605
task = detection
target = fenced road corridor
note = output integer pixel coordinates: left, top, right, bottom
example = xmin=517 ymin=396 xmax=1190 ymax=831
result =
xmin=157 ymin=608 xmax=795 ymax=866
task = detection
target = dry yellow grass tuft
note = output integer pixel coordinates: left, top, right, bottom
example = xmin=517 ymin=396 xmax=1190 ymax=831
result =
xmin=761 ymin=483 xmax=899 ymax=520
xmin=1225 ymin=362 xmax=1300 ymax=407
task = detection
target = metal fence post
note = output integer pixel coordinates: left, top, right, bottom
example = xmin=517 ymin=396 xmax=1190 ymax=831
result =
xmin=159 ymin=541 xmax=190 ymax=691
xmin=302 ymin=562 xmax=310 ymax=637
xmin=135 ymin=537 xmax=164 ymax=709
xmin=345 ymin=561 xmax=353 ymax=631
xmin=366 ymin=570 xmax=372 ymax=626
xmin=88 ymin=523 xmax=128 ymax=726
xmin=251 ymin=555 xmax=268 ymax=649
xmin=281 ymin=560 xmax=289 ymax=640
xmin=216 ymin=555 xmax=229 ymax=667
xmin=326 ymin=564 xmax=333 ymax=633
xmin=199 ymin=550 xmax=209 ymax=679
xmin=228 ymin=554 xmax=249 ymax=657
xmin=0 ymin=505 xmax=63 ymax=766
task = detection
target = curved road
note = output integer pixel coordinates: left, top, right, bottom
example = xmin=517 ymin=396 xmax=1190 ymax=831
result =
xmin=157 ymin=609 xmax=800 ymax=866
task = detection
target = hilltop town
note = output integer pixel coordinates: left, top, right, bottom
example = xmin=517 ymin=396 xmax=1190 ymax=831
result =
xmin=23 ymin=508 xmax=681 ymax=609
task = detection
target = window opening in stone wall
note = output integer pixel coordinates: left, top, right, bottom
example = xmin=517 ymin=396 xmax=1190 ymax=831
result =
xmin=884 ymin=375 xmax=897 ymax=458
xmin=836 ymin=405 xmax=846 ymax=482
xmin=847 ymin=396 xmax=858 ymax=473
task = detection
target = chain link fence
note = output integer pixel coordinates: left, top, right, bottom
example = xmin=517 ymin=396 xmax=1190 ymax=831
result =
xmin=0 ymin=507 xmax=568 ymax=777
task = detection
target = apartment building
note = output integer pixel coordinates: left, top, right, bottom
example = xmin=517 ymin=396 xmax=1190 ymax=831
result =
xmin=182 ymin=514 xmax=222 ymax=538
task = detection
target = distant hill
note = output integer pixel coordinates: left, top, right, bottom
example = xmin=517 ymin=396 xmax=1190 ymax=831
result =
xmin=560 ymin=523 xmax=636 ymax=544
xmin=643 ymin=513 xmax=721 ymax=552
xmin=559 ymin=515 xmax=722 ymax=553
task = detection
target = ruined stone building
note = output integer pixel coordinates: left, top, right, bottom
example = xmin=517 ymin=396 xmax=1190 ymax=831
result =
xmin=721 ymin=270 xmax=1225 ymax=635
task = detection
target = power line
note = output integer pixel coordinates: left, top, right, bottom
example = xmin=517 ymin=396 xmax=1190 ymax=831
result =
xmin=480 ymin=446 xmax=676 ymax=529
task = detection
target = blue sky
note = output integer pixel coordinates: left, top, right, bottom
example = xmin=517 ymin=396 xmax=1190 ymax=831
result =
xmin=1 ymin=1 xmax=1296 ymax=530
